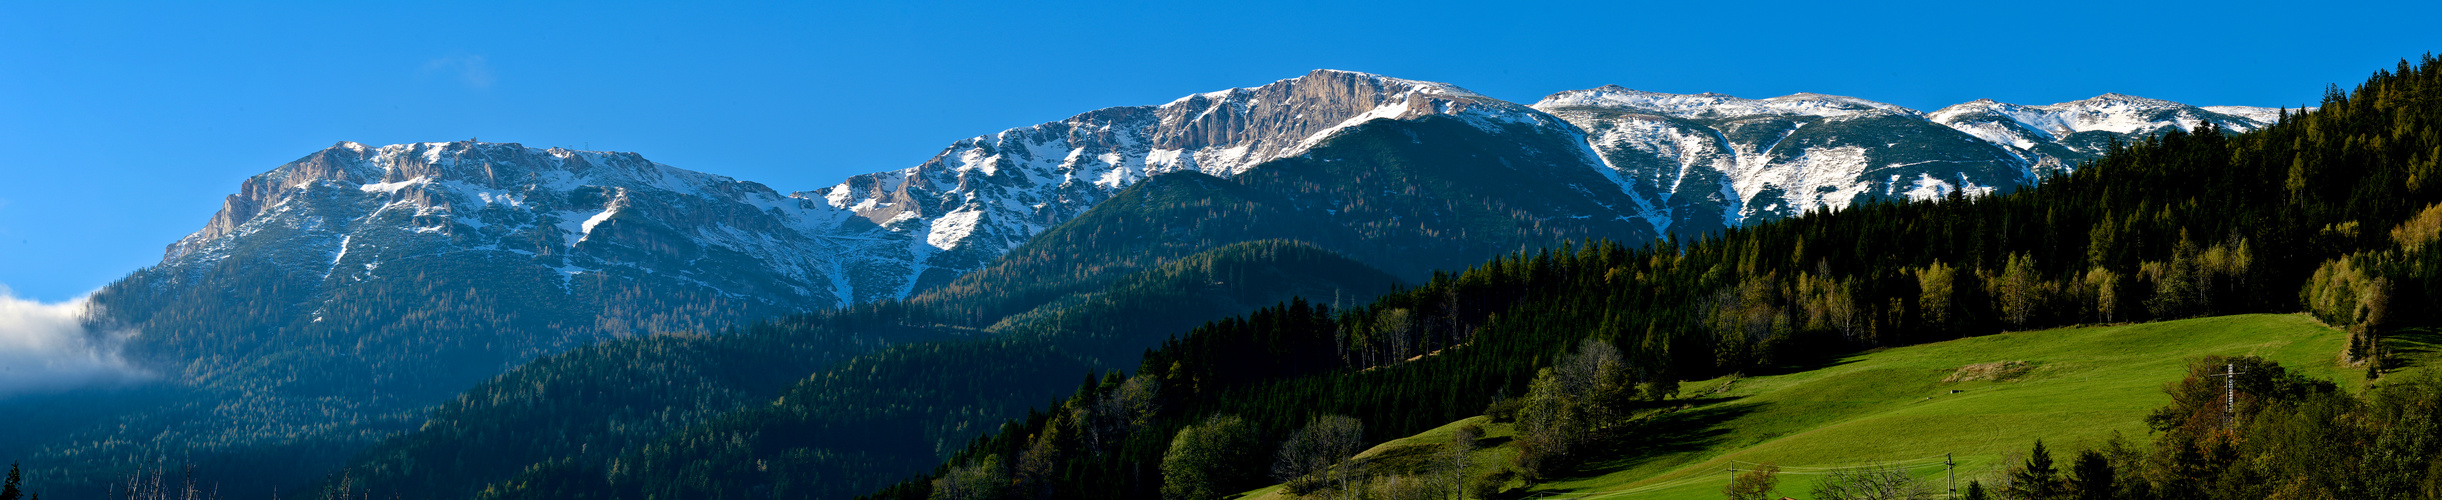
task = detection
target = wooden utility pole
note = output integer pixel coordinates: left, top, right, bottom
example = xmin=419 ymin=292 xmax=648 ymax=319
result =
xmin=2209 ymin=362 xmax=2243 ymax=428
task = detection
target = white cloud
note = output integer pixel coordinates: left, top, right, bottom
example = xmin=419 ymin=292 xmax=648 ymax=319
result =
xmin=420 ymin=55 xmax=497 ymax=89
xmin=0 ymin=284 xmax=150 ymax=397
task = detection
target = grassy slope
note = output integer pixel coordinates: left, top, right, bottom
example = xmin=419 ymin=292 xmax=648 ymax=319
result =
xmin=1270 ymin=314 xmax=2384 ymax=499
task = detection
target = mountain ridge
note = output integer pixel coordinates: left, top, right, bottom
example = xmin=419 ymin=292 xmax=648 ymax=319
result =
xmin=153 ymin=72 xmax=2298 ymax=309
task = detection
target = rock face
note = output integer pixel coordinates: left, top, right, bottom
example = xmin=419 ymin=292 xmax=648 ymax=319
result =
xmin=160 ymin=141 xmax=862 ymax=310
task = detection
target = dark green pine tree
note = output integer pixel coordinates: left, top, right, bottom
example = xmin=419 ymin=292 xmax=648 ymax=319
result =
xmin=2007 ymin=440 xmax=2064 ymax=500
xmin=2 ymin=461 xmax=22 ymax=500
xmin=1964 ymin=480 xmax=1989 ymax=500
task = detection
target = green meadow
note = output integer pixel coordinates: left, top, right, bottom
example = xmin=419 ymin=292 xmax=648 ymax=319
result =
xmin=1263 ymin=313 xmax=2396 ymax=499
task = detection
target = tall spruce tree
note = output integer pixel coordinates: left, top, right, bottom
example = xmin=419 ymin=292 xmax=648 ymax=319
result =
xmin=2007 ymin=440 xmax=2065 ymax=500
xmin=1 ymin=461 xmax=22 ymax=500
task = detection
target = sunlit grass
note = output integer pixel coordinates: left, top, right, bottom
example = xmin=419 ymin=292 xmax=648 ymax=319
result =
xmin=1262 ymin=313 xmax=2399 ymax=499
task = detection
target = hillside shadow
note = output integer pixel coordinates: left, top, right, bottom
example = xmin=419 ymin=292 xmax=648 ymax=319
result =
xmin=1745 ymin=340 xmax=1866 ymax=377
xmin=2384 ymin=328 xmax=2442 ymax=370
xmin=1546 ymin=400 xmax=1767 ymax=482
xmin=1745 ymin=355 xmax=1858 ymax=377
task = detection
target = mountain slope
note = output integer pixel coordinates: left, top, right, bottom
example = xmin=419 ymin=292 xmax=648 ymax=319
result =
xmin=907 ymin=112 xmax=1658 ymax=325
xmin=122 ymin=142 xmax=861 ymax=373
xmin=344 ymin=240 xmax=1402 ymax=500
xmin=37 ymin=142 xmax=937 ymax=497
xmin=812 ymin=69 xmax=1571 ymax=298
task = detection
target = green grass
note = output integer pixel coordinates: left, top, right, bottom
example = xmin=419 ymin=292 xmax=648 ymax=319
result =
xmin=1273 ymin=314 xmax=2406 ymax=500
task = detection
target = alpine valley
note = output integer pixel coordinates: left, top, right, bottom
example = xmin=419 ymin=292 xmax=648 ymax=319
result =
xmin=0 ymin=66 xmax=2348 ymax=500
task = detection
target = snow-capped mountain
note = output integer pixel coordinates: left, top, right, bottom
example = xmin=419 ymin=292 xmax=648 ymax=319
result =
xmin=1928 ymin=93 xmax=2294 ymax=175
xmin=159 ymin=141 xmax=864 ymax=311
xmin=1532 ymin=87 xmax=2296 ymax=237
xmin=146 ymin=72 xmax=2301 ymax=326
xmin=108 ymin=70 xmax=1608 ymax=397
xmin=147 ymin=71 xmax=1563 ymax=322
xmin=78 ymin=141 xmax=900 ymax=475
xmin=807 ymin=69 xmax=1568 ymax=298
xmin=122 ymin=72 xmax=1578 ymax=394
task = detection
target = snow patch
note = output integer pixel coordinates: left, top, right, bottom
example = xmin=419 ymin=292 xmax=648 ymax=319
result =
xmin=358 ymin=177 xmax=424 ymax=194
xmin=325 ymin=235 xmax=352 ymax=279
xmin=925 ymin=209 xmax=983 ymax=250
xmin=1794 ymin=146 xmax=1872 ymax=210
xmin=579 ymin=208 xmax=616 ymax=241
xmin=1534 ymin=87 xmax=1918 ymax=119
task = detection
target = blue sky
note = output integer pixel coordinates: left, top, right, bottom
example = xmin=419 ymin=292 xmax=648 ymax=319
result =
xmin=0 ymin=1 xmax=2435 ymax=302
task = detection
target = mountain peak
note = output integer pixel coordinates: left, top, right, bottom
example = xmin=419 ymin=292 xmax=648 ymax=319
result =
xmin=1533 ymin=87 xmax=1914 ymax=118
xmin=1300 ymin=68 xmax=1393 ymax=81
xmin=1121 ymin=69 xmax=1541 ymax=174
xmin=2071 ymin=93 xmax=2182 ymax=108
xmin=1293 ymin=68 xmax=1475 ymax=94
xmin=1763 ymin=92 xmax=1922 ymax=115
xmin=1926 ymin=93 xmax=2284 ymax=160
xmin=160 ymin=141 xmax=752 ymax=263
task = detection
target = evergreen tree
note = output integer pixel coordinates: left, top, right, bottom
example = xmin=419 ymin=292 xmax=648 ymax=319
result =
xmin=2007 ymin=440 xmax=2065 ymax=500
xmin=2 ymin=461 xmax=21 ymax=500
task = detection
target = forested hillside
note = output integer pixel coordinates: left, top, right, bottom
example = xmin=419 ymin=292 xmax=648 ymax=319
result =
xmin=845 ymin=56 xmax=2442 ymax=499
xmin=10 ymin=144 xmax=842 ymax=497
xmin=16 ymin=248 xmax=787 ymax=497
xmin=323 ymin=240 xmax=1402 ymax=499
